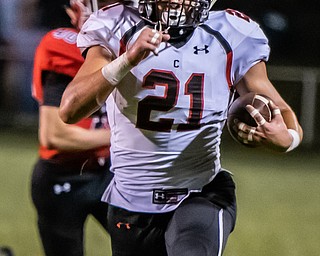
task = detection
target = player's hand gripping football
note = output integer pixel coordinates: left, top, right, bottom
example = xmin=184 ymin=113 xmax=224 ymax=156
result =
xmin=236 ymin=100 xmax=293 ymax=151
xmin=126 ymin=26 xmax=171 ymax=66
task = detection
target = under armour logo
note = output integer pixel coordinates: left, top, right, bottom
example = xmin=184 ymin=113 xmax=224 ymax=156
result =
xmin=116 ymin=222 xmax=131 ymax=229
xmin=53 ymin=182 xmax=71 ymax=195
xmin=153 ymin=188 xmax=188 ymax=204
xmin=193 ymin=45 xmax=209 ymax=54
xmin=154 ymin=192 xmax=166 ymax=200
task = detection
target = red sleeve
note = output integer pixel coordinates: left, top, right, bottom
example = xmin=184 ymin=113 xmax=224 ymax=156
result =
xmin=32 ymin=28 xmax=84 ymax=104
xmin=32 ymin=28 xmax=110 ymax=161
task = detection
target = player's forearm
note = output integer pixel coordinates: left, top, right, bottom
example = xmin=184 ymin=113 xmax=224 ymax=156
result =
xmin=42 ymin=126 xmax=110 ymax=151
xmin=281 ymin=108 xmax=301 ymax=131
xmin=281 ymin=108 xmax=303 ymax=143
xmin=60 ymin=28 xmax=171 ymax=124
xmin=41 ymin=106 xmax=110 ymax=151
xmin=59 ymin=71 xmax=114 ymax=124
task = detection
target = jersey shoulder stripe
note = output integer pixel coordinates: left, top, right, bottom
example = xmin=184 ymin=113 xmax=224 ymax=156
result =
xmin=206 ymin=10 xmax=270 ymax=84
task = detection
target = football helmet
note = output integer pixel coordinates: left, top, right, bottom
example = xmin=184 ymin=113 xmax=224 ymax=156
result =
xmin=138 ymin=0 xmax=218 ymax=29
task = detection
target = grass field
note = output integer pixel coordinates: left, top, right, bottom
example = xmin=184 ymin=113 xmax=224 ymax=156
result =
xmin=0 ymin=128 xmax=319 ymax=256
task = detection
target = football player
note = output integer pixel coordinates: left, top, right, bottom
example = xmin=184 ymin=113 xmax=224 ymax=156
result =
xmin=59 ymin=0 xmax=303 ymax=255
xmin=31 ymin=1 xmax=114 ymax=255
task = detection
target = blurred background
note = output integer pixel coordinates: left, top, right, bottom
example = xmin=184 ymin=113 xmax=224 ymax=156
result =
xmin=0 ymin=0 xmax=319 ymax=255
xmin=0 ymin=0 xmax=319 ymax=146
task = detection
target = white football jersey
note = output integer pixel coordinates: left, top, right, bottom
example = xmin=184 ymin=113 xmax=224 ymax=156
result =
xmin=78 ymin=5 xmax=270 ymax=213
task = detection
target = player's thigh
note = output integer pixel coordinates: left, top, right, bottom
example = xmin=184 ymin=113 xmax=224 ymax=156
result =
xmin=89 ymin=165 xmax=113 ymax=231
xmin=91 ymin=201 xmax=109 ymax=232
xmin=107 ymin=205 xmax=171 ymax=256
xmin=31 ymin=160 xmax=88 ymax=255
xmin=165 ymin=196 xmax=236 ymax=256
xmin=37 ymin=219 xmax=84 ymax=256
xmin=31 ymin=160 xmax=87 ymax=221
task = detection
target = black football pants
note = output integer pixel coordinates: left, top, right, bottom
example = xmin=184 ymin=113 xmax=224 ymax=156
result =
xmin=108 ymin=170 xmax=237 ymax=256
xmin=31 ymin=159 xmax=113 ymax=256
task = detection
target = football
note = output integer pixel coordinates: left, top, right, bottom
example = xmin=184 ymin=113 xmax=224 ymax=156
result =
xmin=227 ymin=92 xmax=272 ymax=146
